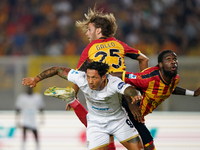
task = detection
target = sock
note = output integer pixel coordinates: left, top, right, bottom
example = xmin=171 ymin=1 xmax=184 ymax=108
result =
xmin=69 ymin=99 xmax=88 ymax=127
xmin=108 ymin=142 xmax=116 ymax=150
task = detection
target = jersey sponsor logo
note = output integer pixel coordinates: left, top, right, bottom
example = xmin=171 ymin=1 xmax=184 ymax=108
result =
xmin=118 ymin=82 xmax=126 ymax=90
xmin=129 ymin=74 xmax=136 ymax=79
xmin=96 ymin=42 xmax=115 ymax=50
xmin=92 ymin=106 xmax=109 ymax=111
xmin=71 ymin=70 xmax=79 ymax=74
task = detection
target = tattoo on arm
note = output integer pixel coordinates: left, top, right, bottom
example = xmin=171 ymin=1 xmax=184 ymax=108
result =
xmin=36 ymin=67 xmax=69 ymax=81
xmin=37 ymin=67 xmax=57 ymax=80
xmin=124 ymin=86 xmax=137 ymax=97
xmin=58 ymin=68 xmax=69 ymax=80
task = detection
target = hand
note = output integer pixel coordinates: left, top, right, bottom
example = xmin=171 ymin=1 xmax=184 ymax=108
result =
xmin=128 ymin=103 xmax=143 ymax=123
xmin=65 ymin=104 xmax=72 ymax=111
xmin=131 ymin=95 xmax=143 ymax=104
xmin=194 ymin=87 xmax=200 ymax=96
xmin=22 ymin=77 xmax=36 ymax=87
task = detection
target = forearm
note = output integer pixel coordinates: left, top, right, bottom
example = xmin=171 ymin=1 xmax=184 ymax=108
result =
xmin=124 ymin=86 xmax=138 ymax=98
xmin=173 ymin=86 xmax=194 ymax=96
xmin=35 ymin=67 xmax=70 ymax=83
xmin=123 ymin=95 xmax=132 ymax=104
xmin=137 ymin=53 xmax=149 ymax=71
xmin=72 ymin=84 xmax=80 ymax=97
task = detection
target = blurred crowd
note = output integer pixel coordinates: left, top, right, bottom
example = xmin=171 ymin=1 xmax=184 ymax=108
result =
xmin=0 ymin=0 xmax=199 ymax=57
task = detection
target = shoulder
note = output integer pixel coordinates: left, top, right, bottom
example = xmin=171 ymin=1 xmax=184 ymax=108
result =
xmin=107 ymin=74 xmax=121 ymax=82
xmin=174 ymin=74 xmax=180 ymax=80
xmin=142 ymin=65 xmax=159 ymax=72
xmin=107 ymin=74 xmax=128 ymax=88
xmin=140 ymin=66 xmax=159 ymax=75
xmin=68 ymin=69 xmax=86 ymax=82
xmin=69 ymin=69 xmax=85 ymax=76
xmin=137 ymin=66 xmax=160 ymax=80
xmin=110 ymin=37 xmax=125 ymax=45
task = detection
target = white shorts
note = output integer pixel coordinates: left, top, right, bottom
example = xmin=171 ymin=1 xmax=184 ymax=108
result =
xmin=86 ymin=110 xmax=139 ymax=150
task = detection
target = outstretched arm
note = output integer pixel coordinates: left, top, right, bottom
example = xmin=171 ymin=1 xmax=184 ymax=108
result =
xmin=22 ymin=67 xmax=71 ymax=87
xmin=173 ymin=86 xmax=200 ymax=97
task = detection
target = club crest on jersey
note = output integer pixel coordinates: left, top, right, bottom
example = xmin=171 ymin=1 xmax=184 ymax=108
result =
xmin=118 ymin=82 xmax=126 ymax=90
xmin=129 ymin=74 xmax=136 ymax=79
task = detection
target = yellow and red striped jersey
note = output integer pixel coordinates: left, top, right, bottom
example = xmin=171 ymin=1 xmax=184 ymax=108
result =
xmin=123 ymin=66 xmax=180 ymax=120
xmin=77 ymin=37 xmax=140 ymax=73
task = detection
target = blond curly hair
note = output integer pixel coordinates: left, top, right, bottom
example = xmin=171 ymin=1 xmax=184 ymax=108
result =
xmin=76 ymin=6 xmax=118 ymax=37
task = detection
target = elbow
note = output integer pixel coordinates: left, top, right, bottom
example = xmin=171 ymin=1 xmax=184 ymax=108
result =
xmin=142 ymin=57 xmax=149 ymax=64
xmin=49 ymin=66 xmax=60 ymax=75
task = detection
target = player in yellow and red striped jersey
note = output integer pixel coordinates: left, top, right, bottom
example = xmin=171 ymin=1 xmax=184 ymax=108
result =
xmin=123 ymin=65 xmax=179 ymax=120
xmin=111 ymin=50 xmax=200 ymax=150
xmin=76 ymin=37 xmax=142 ymax=73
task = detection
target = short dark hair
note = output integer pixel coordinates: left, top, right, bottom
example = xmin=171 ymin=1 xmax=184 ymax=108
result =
xmin=84 ymin=61 xmax=109 ymax=77
xmin=158 ymin=50 xmax=175 ymax=63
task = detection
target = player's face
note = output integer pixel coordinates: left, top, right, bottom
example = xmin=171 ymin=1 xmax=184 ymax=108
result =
xmin=161 ymin=52 xmax=178 ymax=77
xmin=86 ymin=23 xmax=99 ymax=42
xmin=86 ymin=69 xmax=106 ymax=90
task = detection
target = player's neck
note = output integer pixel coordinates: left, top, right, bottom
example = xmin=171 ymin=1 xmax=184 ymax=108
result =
xmin=96 ymin=79 xmax=107 ymax=91
xmin=99 ymin=36 xmax=107 ymax=40
xmin=160 ymin=70 xmax=172 ymax=84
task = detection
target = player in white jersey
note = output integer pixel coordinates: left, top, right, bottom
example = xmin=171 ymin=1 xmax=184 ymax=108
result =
xmin=22 ymin=61 xmax=143 ymax=150
xmin=15 ymin=87 xmax=45 ymax=150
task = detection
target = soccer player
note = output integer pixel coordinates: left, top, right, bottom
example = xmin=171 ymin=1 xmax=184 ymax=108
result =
xmin=22 ymin=61 xmax=144 ymax=150
xmin=15 ymin=86 xmax=45 ymax=150
xmin=67 ymin=6 xmax=149 ymax=149
xmin=63 ymin=5 xmax=149 ymax=149
xmin=75 ymin=6 xmax=148 ymax=73
xmin=111 ymin=50 xmax=200 ymax=150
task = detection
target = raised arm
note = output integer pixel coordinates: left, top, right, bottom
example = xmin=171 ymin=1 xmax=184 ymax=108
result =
xmin=172 ymin=86 xmax=200 ymax=97
xmin=22 ymin=67 xmax=71 ymax=87
xmin=137 ymin=53 xmax=149 ymax=71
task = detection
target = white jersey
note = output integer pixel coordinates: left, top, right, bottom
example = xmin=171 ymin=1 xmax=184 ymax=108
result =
xmin=68 ymin=69 xmax=140 ymax=149
xmin=15 ymin=93 xmax=45 ymax=129
xmin=68 ymin=69 xmax=131 ymax=117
